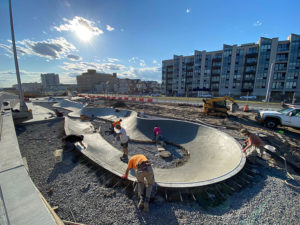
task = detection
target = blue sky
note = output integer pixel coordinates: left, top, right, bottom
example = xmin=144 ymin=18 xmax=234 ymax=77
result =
xmin=0 ymin=0 xmax=299 ymax=88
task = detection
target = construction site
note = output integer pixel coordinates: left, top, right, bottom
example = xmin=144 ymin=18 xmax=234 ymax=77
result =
xmin=1 ymin=94 xmax=300 ymax=224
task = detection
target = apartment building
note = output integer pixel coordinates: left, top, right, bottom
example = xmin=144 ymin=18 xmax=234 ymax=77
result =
xmin=162 ymin=33 xmax=300 ymax=100
xmin=41 ymin=73 xmax=60 ymax=89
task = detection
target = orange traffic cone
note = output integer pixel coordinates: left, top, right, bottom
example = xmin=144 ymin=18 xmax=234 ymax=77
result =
xmin=243 ymin=104 xmax=249 ymax=112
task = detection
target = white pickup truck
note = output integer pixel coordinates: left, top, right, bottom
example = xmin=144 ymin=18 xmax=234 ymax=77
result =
xmin=255 ymin=106 xmax=300 ymax=129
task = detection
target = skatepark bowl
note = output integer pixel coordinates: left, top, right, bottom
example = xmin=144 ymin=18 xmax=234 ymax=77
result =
xmin=62 ymin=101 xmax=246 ymax=189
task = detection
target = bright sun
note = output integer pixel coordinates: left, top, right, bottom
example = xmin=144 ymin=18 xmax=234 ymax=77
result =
xmin=74 ymin=24 xmax=93 ymax=42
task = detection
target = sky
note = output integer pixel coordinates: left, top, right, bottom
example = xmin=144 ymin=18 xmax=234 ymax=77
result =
xmin=0 ymin=0 xmax=299 ymax=88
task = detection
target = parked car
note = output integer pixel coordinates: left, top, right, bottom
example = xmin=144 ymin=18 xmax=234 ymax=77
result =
xmin=199 ymin=94 xmax=212 ymax=98
xmin=255 ymin=106 xmax=300 ymax=128
xmin=240 ymin=95 xmax=257 ymax=100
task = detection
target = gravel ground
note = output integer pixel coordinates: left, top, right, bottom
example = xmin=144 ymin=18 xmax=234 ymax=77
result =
xmin=15 ymin=102 xmax=300 ymax=225
xmin=91 ymin=120 xmax=185 ymax=169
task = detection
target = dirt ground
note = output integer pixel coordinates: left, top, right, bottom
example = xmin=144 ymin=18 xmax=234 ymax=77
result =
xmin=101 ymin=100 xmax=300 ymax=173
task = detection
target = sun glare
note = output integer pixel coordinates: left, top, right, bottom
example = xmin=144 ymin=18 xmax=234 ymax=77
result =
xmin=75 ymin=24 xmax=93 ymax=42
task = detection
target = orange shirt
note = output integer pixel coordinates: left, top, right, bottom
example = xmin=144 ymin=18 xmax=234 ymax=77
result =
xmin=112 ymin=120 xmax=121 ymax=127
xmin=128 ymin=155 xmax=148 ymax=170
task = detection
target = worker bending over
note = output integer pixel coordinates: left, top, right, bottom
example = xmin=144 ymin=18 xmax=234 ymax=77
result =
xmin=115 ymin=124 xmax=129 ymax=161
xmin=62 ymin=134 xmax=86 ymax=150
xmin=240 ymin=128 xmax=265 ymax=164
xmin=122 ymin=155 xmax=154 ymax=212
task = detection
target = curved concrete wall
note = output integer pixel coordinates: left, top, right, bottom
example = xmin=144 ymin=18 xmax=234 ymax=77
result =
xmin=65 ymin=108 xmax=246 ymax=188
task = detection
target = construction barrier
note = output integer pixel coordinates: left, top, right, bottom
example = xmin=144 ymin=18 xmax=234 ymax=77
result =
xmin=78 ymin=95 xmax=155 ymax=103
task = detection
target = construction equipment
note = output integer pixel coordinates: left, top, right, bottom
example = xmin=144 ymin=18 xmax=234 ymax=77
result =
xmin=202 ymin=96 xmax=239 ymax=117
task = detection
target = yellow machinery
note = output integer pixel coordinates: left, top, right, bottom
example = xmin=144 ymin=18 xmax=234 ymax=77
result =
xmin=202 ymin=96 xmax=239 ymax=116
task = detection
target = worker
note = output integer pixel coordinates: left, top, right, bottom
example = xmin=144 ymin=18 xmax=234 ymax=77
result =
xmin=62 ymin=134 xmax=86 ymax=150
xmin=122 ymin=154 xmax=154 ymax=212
xmin=112 ymin=119 xmax=122 ymax=128
xmin=153 ymin=125 xmax=162 ymax=143
xmin=115 ymin=124 xmax=129 ymax=161
xmin=240 ymin=128 xmax=265 ymax=164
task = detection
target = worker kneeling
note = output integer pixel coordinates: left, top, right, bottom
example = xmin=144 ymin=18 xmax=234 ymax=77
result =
xmin=122 ymin=155 xmax=155 ymax=212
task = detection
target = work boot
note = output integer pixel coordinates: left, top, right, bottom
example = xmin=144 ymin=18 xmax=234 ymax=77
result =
xmin=120 ymin=154 xmax=128 ymax=162
xmin=138 ymin=198 xmax=144 ymax=209
xmin=143 ymin=201 xmax=149 ymax=212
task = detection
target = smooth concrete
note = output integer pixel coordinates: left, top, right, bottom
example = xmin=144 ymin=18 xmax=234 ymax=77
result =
xmin=0 ymin=110 xmax=56 ymax=225
xmin=64 ymin=107 xmax=246 ymax=188
xmin=53 ymin=99 xmax=83 ymax=112
xmin=68 ymin=106 xmax=130 ymax=121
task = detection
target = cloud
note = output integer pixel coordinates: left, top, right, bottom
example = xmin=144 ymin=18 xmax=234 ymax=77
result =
xmin=186 ymin=8 xmax=191 ymax=13
xmin=106 ymin=25 xmax=115 ymax=31
xmin=253 ymin=20 xmax=262 ymax=27
xmin=67 ymin=54 xmax=82 ymax=61
xmin=0 ymin=70 xmax=45 ymax=88
xmin=153 ymin=59 xmax=157 ymax=64
xmin=0 ymin=43 xmax=30 ymax=56
xmin=60 ymin=61 xmax=159 ymax=81
xmin=119 ymin=66 xmax=161 ymax=81
xmin=107 ymin=57 xmax=119 ymax=63
xmin=53 ymin=16 xmax=104 ymax=36
xmin=139 ymin=59 xmax=146 ymax=67
xmin=16 ymin=37 xmax=76 ymax=59
xmin=129 ymin=57 xmax=139 ymax=63
xmin=61 ymin=61 xmax=126 ymax=73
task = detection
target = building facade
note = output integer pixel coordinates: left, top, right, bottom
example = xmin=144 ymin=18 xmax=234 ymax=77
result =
xmin=12 ymin=82 xmax=42 ymax=94
xmin=77 ymin=69 xmax=161 ymax=95
xmin=41 ymin=73 xmax=60 ymax=89
xmin=162 ymin=33 xmax=300 ymax=101
xmin=76 ymin=69 xmax=118 ymax=93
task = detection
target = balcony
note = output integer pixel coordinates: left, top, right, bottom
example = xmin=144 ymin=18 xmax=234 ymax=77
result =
xmin=241 ymin=87 xmax=254 ymax=92
xmin=244 ymin=70 xmax=256 ymax=74
xmin=245 ymin=61 xmax=257 ymax=66
xmin=246 ymin=52 xmax=258 ymax=57
xmin=243 ymin=76 xmax=255 ymax=81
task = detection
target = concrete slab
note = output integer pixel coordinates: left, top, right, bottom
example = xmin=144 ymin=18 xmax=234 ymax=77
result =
xmin=68 ymin=106 xmax=130 ymax=121
xmin=0 ymin=112 xmax=23 ymax=173
xmin=53 ymin=99 xmax=83 ymax=112
xmin=0 ymin=110 xmax=57 ymax=225
xmin=0 ymin=167 xmax=56 ymax=225
xmin=64 ymin=108 xmax=246 ymax=188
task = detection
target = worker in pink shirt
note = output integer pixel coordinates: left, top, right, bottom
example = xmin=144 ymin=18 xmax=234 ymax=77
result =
xmin=240 ymin=128 xmax=265 ymax=165
xmin=153 ymin=125 xmax=162 ymax=143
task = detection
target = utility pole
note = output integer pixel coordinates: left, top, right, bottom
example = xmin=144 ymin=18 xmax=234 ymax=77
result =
xmin=9 ymin=0 xmax=28 ymax=112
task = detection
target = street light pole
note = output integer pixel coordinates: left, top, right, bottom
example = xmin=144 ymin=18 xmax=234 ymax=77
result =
xmin=265 ymin=62 xmax=274 ymax=108
xmin=8 ymin=0 xmax=28 ymax=112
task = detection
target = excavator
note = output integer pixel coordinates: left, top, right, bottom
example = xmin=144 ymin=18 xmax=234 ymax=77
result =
xmin=202 ymin=96 xmax=239 ymax=117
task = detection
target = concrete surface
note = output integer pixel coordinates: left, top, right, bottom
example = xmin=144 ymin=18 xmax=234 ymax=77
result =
xmin=0 ymin=110 xmax=56 ymax=225
xmin=64 ymin=106 xmax=246 ymax=188
xmin=53 ymin=99 xmax=83 ymax=112
xmin=68 ymin=106 xmax=130 ymax=120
